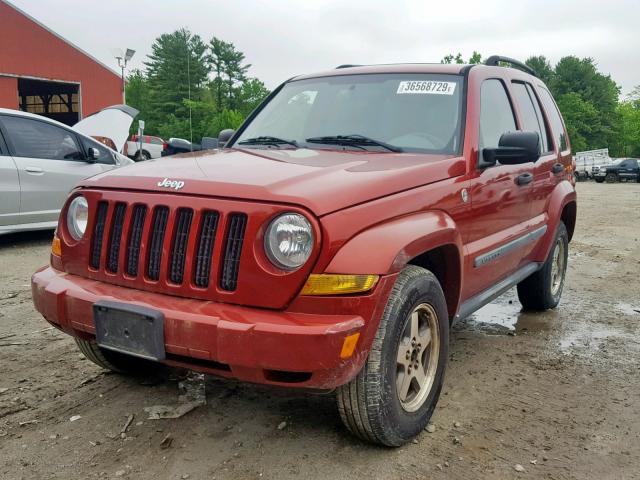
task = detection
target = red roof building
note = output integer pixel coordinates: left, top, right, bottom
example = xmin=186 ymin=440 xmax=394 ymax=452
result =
xmin=0 ymin=0 xmax=122 ymax=125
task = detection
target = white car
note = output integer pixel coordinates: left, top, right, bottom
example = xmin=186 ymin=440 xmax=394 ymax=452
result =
xmin=124 ymin=134 xmax=166 ymax=161
xmin=0 ymin=107 xmax=134 ymax=235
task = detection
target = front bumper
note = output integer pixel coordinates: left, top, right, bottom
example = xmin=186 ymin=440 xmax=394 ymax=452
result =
xmin=31 ymin=266 xmax=394 ymax=389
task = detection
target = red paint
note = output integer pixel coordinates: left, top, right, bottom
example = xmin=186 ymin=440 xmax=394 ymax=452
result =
xmin=0 ymin=1 xmax=121 ymax=117
xmin=31 ymin=63 xmax=577 ymax=389
xmin=0 ymin=76 xmax=18 ymax=109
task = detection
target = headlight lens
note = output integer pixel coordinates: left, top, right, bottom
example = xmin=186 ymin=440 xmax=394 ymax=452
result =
xmin=67 ymin=196 xmax=89 ymax=241
xmin=264 ymin=213 xmax=314 ymax=270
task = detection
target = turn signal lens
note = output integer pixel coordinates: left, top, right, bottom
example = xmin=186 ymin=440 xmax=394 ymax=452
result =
xmin=51 ymin=236 xmax=62 ymax=257
xmin=300 ymin=274 xmax=379 ymax=296
xmin=340 ymin=332 xmax=360 ymax=359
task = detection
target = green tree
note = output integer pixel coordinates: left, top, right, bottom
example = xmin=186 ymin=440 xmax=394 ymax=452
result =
xmin=143 ymin=28 xmax=209 ymax=135
xmin=555 ymin=92 xmax=599 ymax=153
xmin=441 ymin=51 xmax=482 ymax=64
xmin=125 ymin=69 xmax=151 ymax=133
xmin=525 ymin=56 xmax=554 ymax=85
xmin=209 ymin=37 xmax=251 ymax=111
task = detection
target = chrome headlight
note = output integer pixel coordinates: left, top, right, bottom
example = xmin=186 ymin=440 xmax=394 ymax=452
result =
xmin=67 ymin=196 xmax=89 ymax=241
xmin=264 ymin=213 xmax=314 ymax=270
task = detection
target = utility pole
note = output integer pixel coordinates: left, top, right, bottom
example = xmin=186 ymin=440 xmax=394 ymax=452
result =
xmin=112 ymin=48 xmax=136 ymax=104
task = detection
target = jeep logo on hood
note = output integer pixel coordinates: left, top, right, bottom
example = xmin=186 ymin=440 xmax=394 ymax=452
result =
xmin=157 ymin=178 xmax=185 ymax=190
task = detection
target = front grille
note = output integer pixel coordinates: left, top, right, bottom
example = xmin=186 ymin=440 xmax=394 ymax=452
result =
xmin=220 ymin=213 xmax=247 ymax=291
xmin=147 ymin=206 xmax=169 ymax=281
xmin=125 ymin=205 xmax=147 ymax=276
xmin=106 ymin=203 xmax=126 ymax=272
xmin=90 ymin=202 xmax=108 ymax=269
xmin=89 ymin=201 xmax=246 ymax=292
xmin=168 ymin=208 xmax=193 ymax=284
xmin=193 ymin=211 xmax=219 ymax=288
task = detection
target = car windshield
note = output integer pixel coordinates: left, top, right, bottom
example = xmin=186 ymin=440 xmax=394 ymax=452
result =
xmin=234 ymin=73 xmax=464 ymax=154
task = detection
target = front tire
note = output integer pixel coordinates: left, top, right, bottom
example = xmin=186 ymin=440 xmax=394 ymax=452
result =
xmin=517 ymin=221 xmax=569 ymax=311
xmin=336 ymin=266 xmax=449 ymax=446
xmin=595 ymin=178 xmax=605 ymax=183
xmin=75 ymin=338 xmax=162 ymax=376
xmin=605 ymin=172 xmax=618 ymax=183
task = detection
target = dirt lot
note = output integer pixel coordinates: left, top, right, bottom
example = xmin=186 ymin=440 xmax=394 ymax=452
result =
xmin=1 ymin=182 xmax=639 ymax=480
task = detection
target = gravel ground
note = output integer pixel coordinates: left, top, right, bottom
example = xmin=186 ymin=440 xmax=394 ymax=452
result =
xmin=1 ymin=181 xmax=639 ymax=480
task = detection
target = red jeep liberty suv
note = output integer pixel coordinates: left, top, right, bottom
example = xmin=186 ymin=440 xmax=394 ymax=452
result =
xmin=32 ymin=56 xmax=576 ymax=446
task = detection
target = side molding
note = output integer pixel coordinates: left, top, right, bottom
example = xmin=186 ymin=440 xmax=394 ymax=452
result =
xmin=325 ymin=211 xmax=463 ymax=275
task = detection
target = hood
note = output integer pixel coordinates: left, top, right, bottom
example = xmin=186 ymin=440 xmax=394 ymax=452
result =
xmin=78 ymin=148 xmax=466 ymax=216
xmin=73 ymin=105 xmax=139 ymax=153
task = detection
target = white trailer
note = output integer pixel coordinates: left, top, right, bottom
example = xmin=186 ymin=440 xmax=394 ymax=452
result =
xmin=573 ymin=148 xmax=612 ymax=181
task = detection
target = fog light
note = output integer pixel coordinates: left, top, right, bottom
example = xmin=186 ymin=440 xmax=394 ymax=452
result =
xmin=300 ymin=274 xmax=379 ymax=295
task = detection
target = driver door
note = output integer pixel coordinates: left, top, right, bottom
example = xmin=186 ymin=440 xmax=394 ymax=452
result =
xmin=0 ymin=114 xmax=109 ymax=226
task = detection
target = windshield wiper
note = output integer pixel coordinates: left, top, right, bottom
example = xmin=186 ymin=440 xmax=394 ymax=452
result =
xmin=237 ymin=136 xmax=298 ymax=148
xmin=305 ymin=134 xmax=403 ymax=153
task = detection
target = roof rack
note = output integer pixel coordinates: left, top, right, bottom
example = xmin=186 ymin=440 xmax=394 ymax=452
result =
xmin=335 ymin=64 xmax=361 ymax=69
xmin=484 ymin=55 xmax=537 ymax=77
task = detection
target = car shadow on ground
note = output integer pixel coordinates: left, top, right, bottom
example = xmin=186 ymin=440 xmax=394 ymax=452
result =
xmin=0 ymin=229 xmax=54 ymax=248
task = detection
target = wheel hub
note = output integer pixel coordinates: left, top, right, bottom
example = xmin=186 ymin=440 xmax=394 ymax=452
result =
xmin=395 ymin=303 xmax=440 ymax=412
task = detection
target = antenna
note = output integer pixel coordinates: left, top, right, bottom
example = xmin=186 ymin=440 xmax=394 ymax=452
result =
xmin=187 ymin=46 xmax=193 ymax=151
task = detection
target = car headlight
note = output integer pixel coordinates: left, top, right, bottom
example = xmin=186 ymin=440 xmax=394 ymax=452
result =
xmin=264 ymin=213 xmax=314 ymax=270
xmin=67 ymin=196 xmax=89 ymax=241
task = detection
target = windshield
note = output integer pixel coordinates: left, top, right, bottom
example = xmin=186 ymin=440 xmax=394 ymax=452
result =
xmin=233 ymin=73 xmax=464 ymax=154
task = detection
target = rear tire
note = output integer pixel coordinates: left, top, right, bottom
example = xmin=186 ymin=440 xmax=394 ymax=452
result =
xmin=135 ymin=151 xmax=150 ymax=161
xmin=595 ymin=178 xmax=605 ymax=183
xmin=336 ymin=265 xmax=449 ymax=446
xmin=75 ymin=338 xmax=162 ymax=376
xmin=517 ymin=221 xmax=568 ymax=311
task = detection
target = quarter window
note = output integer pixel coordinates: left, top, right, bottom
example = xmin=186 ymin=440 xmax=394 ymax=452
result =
xmin=1 ymin=115 xmax=83 ymax=161
xmin=479 ymin=79 xmax=516 ymax=163
xmin=538 ymin=88 xmax=568 ymax=152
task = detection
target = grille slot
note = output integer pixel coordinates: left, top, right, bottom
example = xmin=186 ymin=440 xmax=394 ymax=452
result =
xmin=106 ymin=203 xmax=127 ymax=272
xmin=169 ymin=208 xmax=194 ymax=284
xmin=146 ymin=206 xmax=169 ymax=281
xmin=193 ymin=211 xmax=219 ymax=288
xmin=90 ymin=201 xmax=108 ymax=269
xmin=125 ymin=205 xmax=147 ymax=277
xmin=220 ymin=213 xmax=247 ymax=291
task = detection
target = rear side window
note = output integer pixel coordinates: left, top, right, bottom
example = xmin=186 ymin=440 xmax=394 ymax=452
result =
xmin=479 ymin=79 xmax=516 ymax=163
xmin=511 ymin=82 xmax=551 ymax=154
xmin=538 ymin=88 xmax=568 ymax=152
xmin=1 ymin=116 xmax=83 ymax=161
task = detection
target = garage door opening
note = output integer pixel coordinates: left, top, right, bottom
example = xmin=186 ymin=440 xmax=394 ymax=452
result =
xmin=18 ymin=78 xmax=80 ymax=126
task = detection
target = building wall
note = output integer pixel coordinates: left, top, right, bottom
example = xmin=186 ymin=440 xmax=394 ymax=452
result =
xmin=0 ymin=76 xmax=18 ymax=109
xmin=0 ymin=1 xmax=122 ymax=117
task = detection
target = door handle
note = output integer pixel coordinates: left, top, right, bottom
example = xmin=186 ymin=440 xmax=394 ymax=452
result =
xmin=516 ymin=172 xmax=533 ymax=186
xmin=552 ymin=163 xmax=564 ymax=174
xmin=25 ymin=166 xmax=44 ymax=174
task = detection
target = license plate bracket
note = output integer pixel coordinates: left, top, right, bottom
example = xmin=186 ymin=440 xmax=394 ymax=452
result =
xmin=93 ymin=300 xmax=165 ymax=361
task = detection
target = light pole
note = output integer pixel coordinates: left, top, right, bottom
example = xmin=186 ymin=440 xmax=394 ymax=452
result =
xmin=112 ymin=48 xmax=136 ymax=104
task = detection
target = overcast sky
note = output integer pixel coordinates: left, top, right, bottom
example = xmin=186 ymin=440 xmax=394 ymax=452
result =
xmin=9 ymin=0 xmax=640 ymax=96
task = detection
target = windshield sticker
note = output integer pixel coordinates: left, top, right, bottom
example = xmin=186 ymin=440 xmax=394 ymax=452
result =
xmin=397 ymin=81 xmax=456 ymax=95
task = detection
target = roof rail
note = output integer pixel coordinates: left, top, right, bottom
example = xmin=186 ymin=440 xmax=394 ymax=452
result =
xmin=484 ymin=55 xmax=537 ymax=77
xmin=335 ymin=64 xmax=361 ymax=69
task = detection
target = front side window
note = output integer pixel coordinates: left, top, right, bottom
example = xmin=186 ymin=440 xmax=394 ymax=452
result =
xmin=1 ymin=115 xmax=83 ymax=161
xmin=234 ymin=73 xmax=464 ymax=154
xmin=80 ymin=136 xmax=114 ymax=164
xmin=479 ymin=79 xmax=516 ymax=163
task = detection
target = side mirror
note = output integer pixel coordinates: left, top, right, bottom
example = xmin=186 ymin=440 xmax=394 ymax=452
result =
xmin=201 ymin=137 xmax=219 ymax=150
xmin=218 ymin=129 xmax=235 ymax=148
xmin=87 ymin=147 xmax=101 ymax=161
xmin=481 ymin=131 xmax=540 ymax=167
